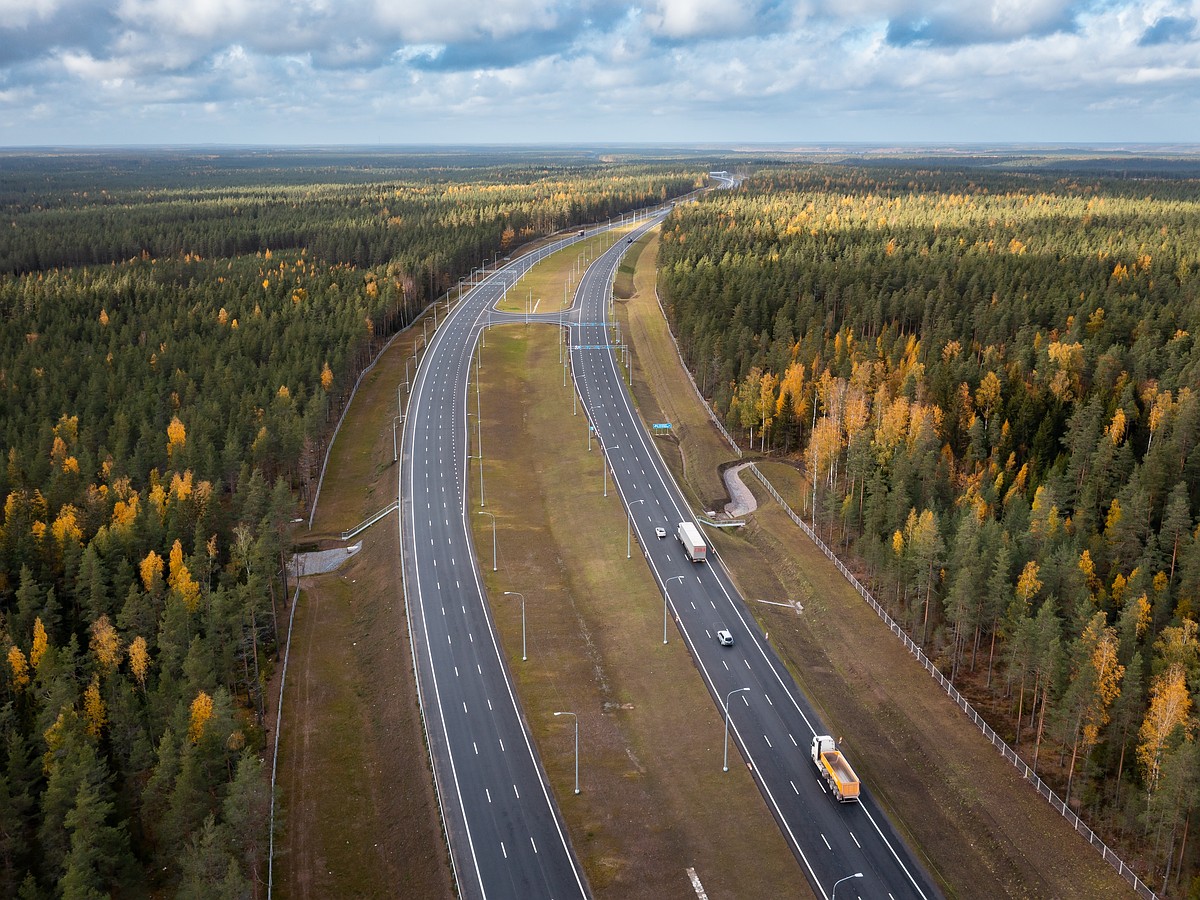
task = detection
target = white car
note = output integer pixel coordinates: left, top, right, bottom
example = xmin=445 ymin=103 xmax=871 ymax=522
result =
xmin=655 ymin=527 xmax=667 ymax=539
xmin=716 ymin=629 xmax=734 ymax=647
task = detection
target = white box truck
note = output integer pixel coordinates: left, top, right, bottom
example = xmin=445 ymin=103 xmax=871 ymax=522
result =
xmin=677 ymin=521 xmax=707 ymax=562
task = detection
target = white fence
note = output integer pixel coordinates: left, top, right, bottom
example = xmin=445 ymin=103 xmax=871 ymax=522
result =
xmin=650 ymin=280 xmax=1155 ymax=898
xmin=745 ymin=464 xmax=1157 ymax=900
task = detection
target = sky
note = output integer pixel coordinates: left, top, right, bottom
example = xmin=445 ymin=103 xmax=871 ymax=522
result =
xmin=2 ymin=0 xmax=1199 ymax=146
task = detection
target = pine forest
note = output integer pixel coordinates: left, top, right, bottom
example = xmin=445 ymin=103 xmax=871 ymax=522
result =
xmin=0 ymin=150 xmax=700 ymax=897
xmin=658 ymin=162 xmax=1200 ymax=890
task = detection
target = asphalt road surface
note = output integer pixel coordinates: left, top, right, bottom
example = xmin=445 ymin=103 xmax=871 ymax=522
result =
xmin=565 ymin=223 xmax=944 ymax=900
xmin=400 ymin=193 xmax=942 ymax=900
xmin=398 ymin=213 xmax=664 ymax=900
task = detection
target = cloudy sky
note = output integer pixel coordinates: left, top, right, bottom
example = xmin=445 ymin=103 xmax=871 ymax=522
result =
xmin=2 ymin=0 xmax=1198 ymax=146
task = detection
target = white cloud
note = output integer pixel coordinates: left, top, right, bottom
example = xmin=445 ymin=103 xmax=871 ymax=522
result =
xmin=0 ymin=0 xmax=67 ymax=29
xmin=641 ymin=0 xmax=767 ymax=39
xmin=370 ymin=0 xmax=563 ymax=43
xmin=1 ymin=0 xmax=1199 ymax=144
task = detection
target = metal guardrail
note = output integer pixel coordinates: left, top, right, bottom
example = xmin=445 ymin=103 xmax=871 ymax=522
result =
xmin=745 ymin=463 xmax=1157 ymax=900
xmin=340 ymin=500 xmax=399 ymax=541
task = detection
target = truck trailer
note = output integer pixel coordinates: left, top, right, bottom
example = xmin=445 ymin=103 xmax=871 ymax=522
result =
xmin=810 ymin=735 xmax=861 ymax=802
xmin=677 ymin=521 xmax=707 ymax=562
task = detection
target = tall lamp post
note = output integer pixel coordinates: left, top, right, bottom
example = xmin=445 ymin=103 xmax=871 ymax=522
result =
xmin=503 ymin=591 xmax=525 ymax=661
xmin=553 ymin=711 xmax=579 ymax=794
xmin=477 ymin=511 xmax=496 ymax=572
xmin=831 ymin=873 xmax=863 ymax=899
xmin=600 ymin=444 xmax=618 ymax=497
xmin=665 ymin=575 xmax=684 ymax=645
xmin=627 ymin=499 xmax=644 ymax=559
xmin=392 ymin=415 xmax=404 ymax=464
xmin=723 ymin=687 xmax=750 ymax=772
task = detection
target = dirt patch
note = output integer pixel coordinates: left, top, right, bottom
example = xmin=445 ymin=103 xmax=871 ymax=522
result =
xmin=272 ymin=315 xmax=453 ymax=900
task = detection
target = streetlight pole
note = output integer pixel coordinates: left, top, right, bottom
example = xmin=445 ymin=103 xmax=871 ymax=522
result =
xmin=392 ymin=415 xmax=404 ymax=464
xmin=478 ymin=511 xmax=496 ymax=572
xmin=665 ymin=575 xmax=684 ymax=645
xmin=601 ymin=445 xmax=618 ymax=497
xmin=627 ymin=499 xmax=644 ymax=559
xmin=553 ymin=711 xmax=579 ymax=794
xmin=831 ymin=873 xmax=864 ymax=899
xmin=503 ymin=591 xmax=525 ymax=661
xmin=723 ymin=687 xmax=750 ymax=772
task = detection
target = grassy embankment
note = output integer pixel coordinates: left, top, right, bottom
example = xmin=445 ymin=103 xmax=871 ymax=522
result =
xmin=616 ymin=231 xmax=1134 ymax=899
xmin=275 ymin=313 xmax=452 ymax=899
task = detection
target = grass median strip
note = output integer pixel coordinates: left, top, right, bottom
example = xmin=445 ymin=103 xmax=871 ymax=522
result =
xmin=469 ymin=323 xmax=808 ymax=899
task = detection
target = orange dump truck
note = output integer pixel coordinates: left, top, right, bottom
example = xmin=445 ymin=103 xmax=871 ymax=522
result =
xmin=810 ymin=735 xmax=861 ymax=802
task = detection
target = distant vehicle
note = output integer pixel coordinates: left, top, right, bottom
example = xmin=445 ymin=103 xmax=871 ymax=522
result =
xmin=626 ymin=237 xmax=633 ymax=243
xmin=655 ymin=526 xmax=667 ymax=539
xmin=677 ymin=521 xmax=707 ymax=562
xmin=716 ymin=629 xmax=734 ymax=646
xmin=811 ymin=735 xmax=861 ymax=802
xmin=578 ymin=230 xmax=585 ymax=236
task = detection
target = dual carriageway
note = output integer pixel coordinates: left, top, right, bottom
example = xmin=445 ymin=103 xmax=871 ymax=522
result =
xmin=398 ymin=205 xmax=939 ymax=900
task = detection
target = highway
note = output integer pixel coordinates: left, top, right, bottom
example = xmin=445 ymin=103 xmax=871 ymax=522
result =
xmin=398 ymin=215 xmax=662 ymax=900
xmin=399 ymin=191 xmax=942 ymax=899
xmin=565 ymin=224 xmax=944 ymax=900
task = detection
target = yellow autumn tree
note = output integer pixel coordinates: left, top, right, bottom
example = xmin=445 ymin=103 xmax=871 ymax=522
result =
xmin=320 ymin=361 xmax=334 ymax=391
xmin=83 ymin=675 xmax=105 ymax=739
xmin=128 ymin=635 xmax=150 ymax=690
xmin=50 ymin=504 xmax=82 ymax=544
xmin=1078 ymin=550 xmax=1101 ymax=598
xmin=168 ymin=539 xmax=202 ymax=612
xmin=1108 ymin=408 xmax=1127 ymax=446
xmin=1138 ymin=664 xmax=1193 ymax=792
xmin=140 ymin=550 xmax=165 ymax=592
xmin=111 ymin=491 xmax=140 ymax=531
xmin=166 ymin=416 xmax=186 ymax=459
xmin=188 ymin=690 xmax=214 ymax=744
xmin=7 ymin=645 xmax=30 ymax=691
xmin=974 ymin=372 xmax=1003 ymax=417
xmin=31 ymin=618 xmax=48 ymax=669
xmin=1016 ymin=560 xmax=1043 ymax=607
xmin=89 ymin=615 xmax=122 ymax=673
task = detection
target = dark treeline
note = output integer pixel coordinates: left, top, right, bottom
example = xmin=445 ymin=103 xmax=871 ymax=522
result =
xmin=0 ymin=151 xmax=702 ymax=898
xmin=660 ymin=164 xmax=1200 ymax=893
